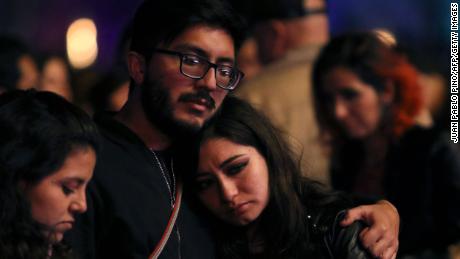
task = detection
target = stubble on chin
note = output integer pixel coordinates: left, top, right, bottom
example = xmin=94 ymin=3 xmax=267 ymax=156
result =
xmin=140 ymin=80 xmax=203 ymax=138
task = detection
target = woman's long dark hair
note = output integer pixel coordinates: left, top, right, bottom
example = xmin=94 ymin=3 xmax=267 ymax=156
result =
xmin=311 ymin=32 xmax=424 ymax=199
xmin=194 ymin=96 xmax=348 ymax=258
xmin=0 ymin=89 xmax=99 ymax=259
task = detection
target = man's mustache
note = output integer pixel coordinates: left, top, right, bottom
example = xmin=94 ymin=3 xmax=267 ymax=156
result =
xmin=178 ymin=91 xmax=216 ymax=110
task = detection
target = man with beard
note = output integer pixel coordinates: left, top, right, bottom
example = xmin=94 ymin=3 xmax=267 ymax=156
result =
xmin=67 ymin=0 xmax=400 ymax=258
xmin=67 ymin=1 xmax=244 ymax=258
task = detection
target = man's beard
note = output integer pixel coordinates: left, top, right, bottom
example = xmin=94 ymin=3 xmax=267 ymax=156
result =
xmin=140 ymin=75 xmax=215 ymax=140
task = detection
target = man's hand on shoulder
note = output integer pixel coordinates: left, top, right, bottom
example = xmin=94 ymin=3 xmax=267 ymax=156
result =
xmin=341 ymin=200 xmax=399 ymax=259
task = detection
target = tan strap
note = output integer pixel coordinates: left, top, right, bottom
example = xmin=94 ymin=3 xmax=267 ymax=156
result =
xmin=149 ymin=181 xmax=183 ymax=259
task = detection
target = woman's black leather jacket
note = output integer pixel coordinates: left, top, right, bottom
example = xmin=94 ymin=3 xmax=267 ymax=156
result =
xmin=308 ymin=210 xmax=373 ymax=259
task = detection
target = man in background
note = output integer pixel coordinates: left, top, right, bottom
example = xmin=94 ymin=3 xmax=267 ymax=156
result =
xmin=236 ymin=0 xmax=330 ymax=184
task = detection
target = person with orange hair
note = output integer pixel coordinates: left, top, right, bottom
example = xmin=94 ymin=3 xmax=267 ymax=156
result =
xmin=312 ymin=32 xmax=460 ymax=258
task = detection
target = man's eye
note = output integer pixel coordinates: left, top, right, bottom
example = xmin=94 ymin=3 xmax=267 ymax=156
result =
xmin=218 ymin=67 xmax=234 ymax=77
xmin=183 ymin=55 xmax=202 ymax=66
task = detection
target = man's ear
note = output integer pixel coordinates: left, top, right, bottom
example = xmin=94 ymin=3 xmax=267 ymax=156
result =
xmin=127 ymin=51 xmax=146 ymax=85
xmin=382 ymin=80 xmax=395 ymax=104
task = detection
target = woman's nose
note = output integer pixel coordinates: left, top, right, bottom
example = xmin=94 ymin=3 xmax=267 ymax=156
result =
xmin=70 ymin=191 xmax=87 ymax=214
xmin=219 ymin=178 xmax=238 ymax=204
xmin=334 ymin=99 xmax=348 ymax=121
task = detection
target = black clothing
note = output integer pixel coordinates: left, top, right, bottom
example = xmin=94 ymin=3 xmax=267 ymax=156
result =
xmin=310 ymin=210 xmax=371 ymax=259
xmin=218 ymin=180 xmax=372 ymax=259
xmin=247 ymin=211 xmax=370 ymax=259
xmin=67 ymin=113 xmax=215 ymax=259
xmin=331 ymin=126 xmax=460 ymax=257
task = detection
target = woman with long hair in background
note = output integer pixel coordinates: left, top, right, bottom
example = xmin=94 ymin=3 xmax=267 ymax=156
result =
xmin=312 ymin=32 xmax=460 ymax=258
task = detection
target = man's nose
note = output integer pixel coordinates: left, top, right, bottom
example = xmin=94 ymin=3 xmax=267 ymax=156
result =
xmin=196 ymin=67 xmax=218 ymax=91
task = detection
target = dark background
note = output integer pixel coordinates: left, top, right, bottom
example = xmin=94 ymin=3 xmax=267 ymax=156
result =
xmin=0 ymin=0 xmax=451 ymax=73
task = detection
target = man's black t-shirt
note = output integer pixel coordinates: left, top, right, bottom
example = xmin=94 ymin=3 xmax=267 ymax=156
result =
xmin=67 ymin=113 xmax=216 ymax=259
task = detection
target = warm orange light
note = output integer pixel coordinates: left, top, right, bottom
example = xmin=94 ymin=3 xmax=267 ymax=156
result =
xmin=374 ymin=28 xmax=397 ymax=47
xmin=66 ymin=18 xmax=98 ymax=69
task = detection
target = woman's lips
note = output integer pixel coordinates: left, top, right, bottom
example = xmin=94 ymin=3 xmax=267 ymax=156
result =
xmin=57 ymin=221 xmax=74 ymax=231
xmin=230 ymin=201 xmax=251 ymax=216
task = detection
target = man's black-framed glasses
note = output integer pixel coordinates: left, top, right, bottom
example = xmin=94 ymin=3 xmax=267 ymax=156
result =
xmin=153 ymin=48 xmax=244 ymax=90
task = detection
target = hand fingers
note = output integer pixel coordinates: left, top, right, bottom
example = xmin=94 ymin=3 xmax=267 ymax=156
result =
xmin=359 ymin=227 xmax=379 ymax=252
xmin=368 ymin=239 xmax=390 ymax=259
xmin=386 ymin=239 xmax=398 ymax=259
xmin=379 ymin=243 xmax=398 ymax=259
xmin=381 ymin=242 xmax=398 ymax=259
xmin=360 ymin=218 xmax=390 ymax=246
xmin=362 ymin=231 xmax=398 ymax=259
xmin=340 ymin=206 xmax=367 ymax=226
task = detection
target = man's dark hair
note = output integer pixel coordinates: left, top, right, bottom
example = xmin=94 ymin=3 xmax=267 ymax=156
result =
xmin=130 ymin=0 xmax=246 ymax=59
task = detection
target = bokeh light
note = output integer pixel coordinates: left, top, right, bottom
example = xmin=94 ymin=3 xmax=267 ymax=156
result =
xmin=374 ymin=28 xmax=398 ymax=47
xmin=66 ymin=18 xmax=98 ymax=69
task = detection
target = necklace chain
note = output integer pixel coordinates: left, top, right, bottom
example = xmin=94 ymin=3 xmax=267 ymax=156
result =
xmin=150 ymin=150 xmax=181 ymax=259
xmin=151 ymin=150 xmax=176 ymax=207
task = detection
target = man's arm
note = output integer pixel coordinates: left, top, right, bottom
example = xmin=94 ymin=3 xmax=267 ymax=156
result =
xmin=340 ymin=200 xmax=399 ymax=259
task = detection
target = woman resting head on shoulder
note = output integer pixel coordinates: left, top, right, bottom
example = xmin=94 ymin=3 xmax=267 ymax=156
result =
xmin=191 ymin=96 xmax=387 ymax=258
xmin=0 ymin=89 xmax=99 ymax=258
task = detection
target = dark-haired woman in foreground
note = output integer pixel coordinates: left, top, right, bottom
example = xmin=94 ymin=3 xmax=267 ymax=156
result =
xmin=189 ymin=96 xmax=396 ymax=258
xmin=0 ymin=90 xmax=99 ymax=258
xmin=312 ymin=32 xmax=460 ymax=258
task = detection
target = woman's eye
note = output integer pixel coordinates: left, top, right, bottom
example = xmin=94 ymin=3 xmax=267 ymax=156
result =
xmin=61 ymin=185 xmax=75 ymax=195
xmin=195 ymin=179 xmax=214 ymax=191
xmin=226 ymin=162 xmax=248 ymax=176
xmin=60 ymin=180 xmax=80 ymax=195
xmin=339 ymin=88 xmax=359 ymax=101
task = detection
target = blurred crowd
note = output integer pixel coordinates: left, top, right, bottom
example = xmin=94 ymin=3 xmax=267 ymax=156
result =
xmin=0 ymin=1 xmax=450 ymax=132
xmin=0 ymin=0 xmax=458 ymax=258
xmin=0 ymin=34 xmax=130 ymax=114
